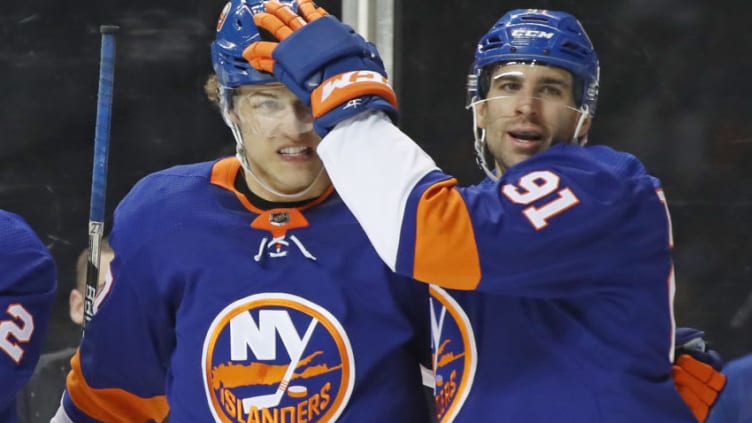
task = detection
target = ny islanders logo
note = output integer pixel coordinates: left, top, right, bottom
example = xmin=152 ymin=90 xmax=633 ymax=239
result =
xmin=430 ymin=286 xmax=477 ymax=422
xmin=203 ymin=293 xmax=355 ymax=423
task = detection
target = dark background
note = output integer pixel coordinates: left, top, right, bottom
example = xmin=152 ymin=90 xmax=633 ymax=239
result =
xmin=2 ymin=0 xmax=750 ymax=366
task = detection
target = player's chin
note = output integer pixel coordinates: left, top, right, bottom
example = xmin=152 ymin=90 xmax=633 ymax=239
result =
xmin=280 ymin=170 xmax=321 ymax=189
xmin=277 ymin=159 xmax=323 ymax=180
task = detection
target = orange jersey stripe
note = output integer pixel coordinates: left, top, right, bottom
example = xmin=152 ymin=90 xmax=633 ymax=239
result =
xmin=66 ymin=350 xmax=169 ymax=422
xmin=414 ymin=179 xmax=481 ymax=289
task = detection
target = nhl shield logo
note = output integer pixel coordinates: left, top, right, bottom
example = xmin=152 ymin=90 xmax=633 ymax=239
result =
xmin=269 ymin=211 xmax=290 ymax=226
xmin=203 ymin=293 xmax=355 ymax=422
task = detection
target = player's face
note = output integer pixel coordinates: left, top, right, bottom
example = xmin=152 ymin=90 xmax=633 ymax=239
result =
xmin=475 ymin=63 xmax=590 ymax=174
xmin=232 ymin=83 xmax=330 ymax=199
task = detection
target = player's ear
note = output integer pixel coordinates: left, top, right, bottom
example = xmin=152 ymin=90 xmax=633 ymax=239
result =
xmin=576 ymin=115 xmax=592 ymax=139
xmin=475 ymin=101 xmax=488 ymax=129
xmin=69 ymin=288 xmax=84 ymax=326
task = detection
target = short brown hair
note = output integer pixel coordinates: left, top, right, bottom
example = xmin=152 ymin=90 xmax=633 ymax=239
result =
xmin=205 ymin=73 xmax=221 ymax=108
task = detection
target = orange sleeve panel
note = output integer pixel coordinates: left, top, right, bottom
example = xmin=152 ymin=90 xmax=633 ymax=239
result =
xmin=413 ymin=179 xmax=481 ymax=290
xmin=66 ymin=350 xmax=169 ymax=422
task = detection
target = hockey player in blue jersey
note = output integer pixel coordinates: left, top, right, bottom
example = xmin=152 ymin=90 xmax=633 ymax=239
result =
xmin=0 ymin=210 xmax=56 ymax=423
xmin=246 ymin=4 xmax=726 ymax=422
xmin=51 ymin=1 xmax=431 ymax=422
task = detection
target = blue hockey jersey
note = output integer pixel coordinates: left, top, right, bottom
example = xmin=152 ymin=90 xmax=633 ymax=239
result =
xmin=0 ymin=210 xmax=56 ymax=423
xmin=318 ymin=111 xmax=697 ymax=422
xmin=57 ymin=158 xmax=431 ymax=422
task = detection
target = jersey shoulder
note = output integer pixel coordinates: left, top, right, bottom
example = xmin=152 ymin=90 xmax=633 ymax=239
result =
xmin=506 ymin=144 xmax=660 ymax=196
xmin=0 ymin=210 xmax=49 ymax=253
xmin=493 ymin=144 xmax=667 ymax=242
xmin=107 ymin=160 xmax=225 ymax=267
xmin=117 ymin=160 xmax=219 ymax=219
xmin=519 ymin=143 xmax=648 ymax=176
xmin=114 ymin=160 xmax=221 ymax=232
xmin=0 ymin=210 xmax=55 ymax=294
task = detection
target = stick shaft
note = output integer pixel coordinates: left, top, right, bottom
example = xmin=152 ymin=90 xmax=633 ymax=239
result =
xmin=84 ymin=25 xmax=119 ymax=330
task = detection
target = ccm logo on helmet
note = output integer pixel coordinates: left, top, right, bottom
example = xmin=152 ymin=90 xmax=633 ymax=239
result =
xmin=511 ymin=29 xmax=554 ymax=39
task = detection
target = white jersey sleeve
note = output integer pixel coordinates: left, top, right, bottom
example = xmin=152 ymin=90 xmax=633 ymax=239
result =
xmin=317 ymin=111 xmax=439 ymax=270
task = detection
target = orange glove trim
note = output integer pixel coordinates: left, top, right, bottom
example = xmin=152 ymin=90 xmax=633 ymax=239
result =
xmin=310 ymin=71 xmax=397 ymax=118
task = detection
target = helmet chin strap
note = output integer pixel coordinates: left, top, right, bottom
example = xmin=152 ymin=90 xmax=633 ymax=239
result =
xmin=474 ymin=131 xmax=501 ymax=182
xmin=471 ymin=100 xmax=501 ymax=182
xmin=218 ymin=88 xmax=327 ymax=201
xmin=571 ymin=105 xmax=590 ymax=146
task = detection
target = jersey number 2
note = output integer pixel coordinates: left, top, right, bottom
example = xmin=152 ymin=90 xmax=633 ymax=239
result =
xmin=0 ymin=304 xmax=34 ymax=363
xmin=502 ymin=170 xmax=580 ymax=230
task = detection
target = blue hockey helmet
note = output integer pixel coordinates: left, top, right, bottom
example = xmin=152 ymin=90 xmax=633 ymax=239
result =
xmin=211 ymin=0 xmax=297 ymax=88
xmin=470 ymin=9 xmax=600 ymax=116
